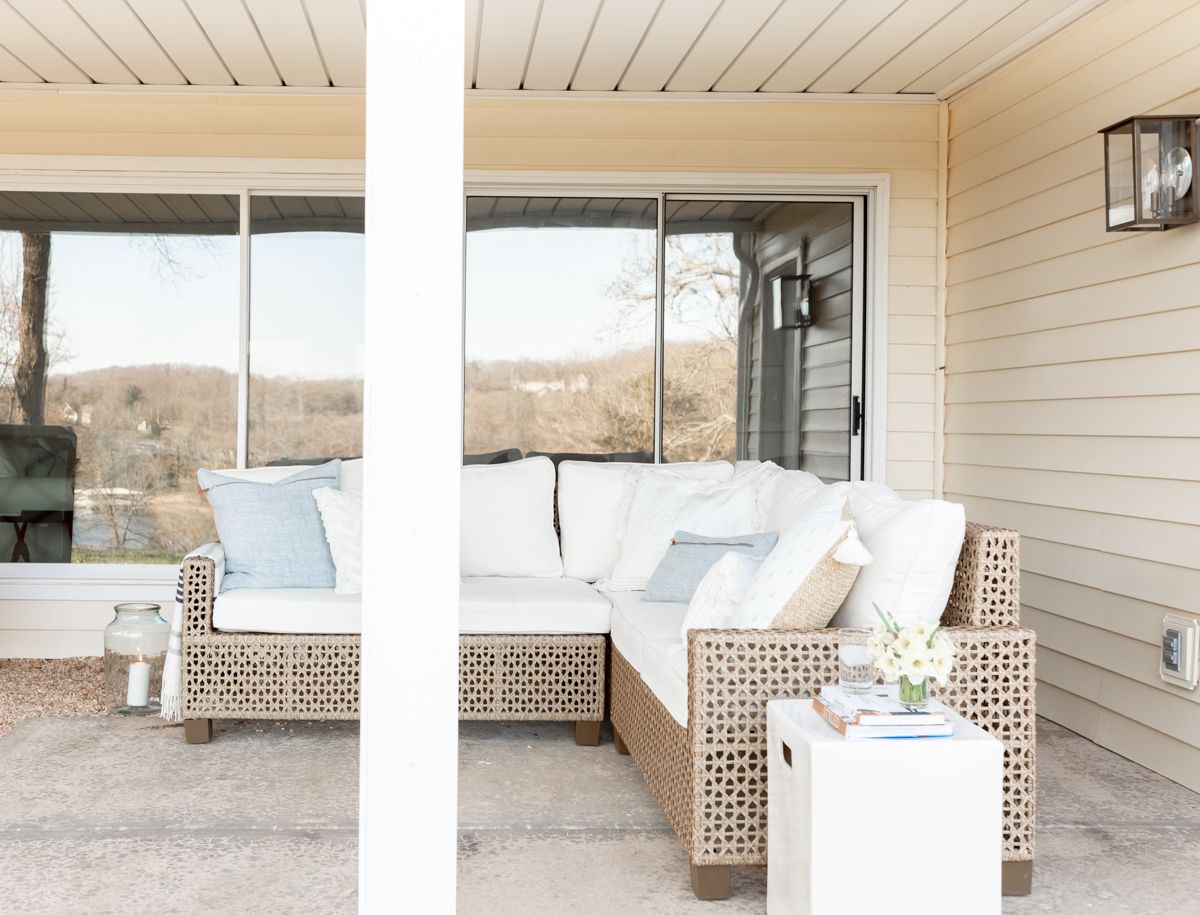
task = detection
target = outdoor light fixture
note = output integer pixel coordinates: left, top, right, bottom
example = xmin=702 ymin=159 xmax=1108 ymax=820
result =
xmin=772 ymin=274 xmax=813 ymax=330
xmin=1099 ymin=115 xmax=1199 ymax=230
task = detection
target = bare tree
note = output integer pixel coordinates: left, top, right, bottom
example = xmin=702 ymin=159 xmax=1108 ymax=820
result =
xmin=13 ymin=232 xmax=50 ymax=425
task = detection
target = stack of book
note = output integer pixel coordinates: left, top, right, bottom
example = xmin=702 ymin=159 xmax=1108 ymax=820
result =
xmin=813 ymin=685 xmax=954 ymax=739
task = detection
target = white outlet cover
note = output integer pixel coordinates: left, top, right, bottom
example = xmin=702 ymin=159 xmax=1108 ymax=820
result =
xmin=1161 ymin=613 xmax=1200 ymax=689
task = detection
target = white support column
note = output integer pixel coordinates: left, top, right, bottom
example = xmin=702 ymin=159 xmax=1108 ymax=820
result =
xmin=360 ymin=1 xmax=462 ymax=912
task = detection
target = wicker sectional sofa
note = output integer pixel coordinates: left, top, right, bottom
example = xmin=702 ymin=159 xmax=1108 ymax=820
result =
xmin=178 ymin=458 xmax=1034 ymax=901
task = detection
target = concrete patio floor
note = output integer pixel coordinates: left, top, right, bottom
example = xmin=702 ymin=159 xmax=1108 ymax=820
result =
xmin=0 ymin=715 xmax=1197 ymax=913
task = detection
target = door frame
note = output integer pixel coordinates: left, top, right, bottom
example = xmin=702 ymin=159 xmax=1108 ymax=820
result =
xmin=463 ymin=170 xmax=890 ymax=482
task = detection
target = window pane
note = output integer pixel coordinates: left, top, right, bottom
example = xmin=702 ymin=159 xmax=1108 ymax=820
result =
xmin=663 ymin=200 xmax=857 ymax=480
xmin=0 ymin=191 xmax=239 ymax=563
xmin=248 ymin=196 xmax=364 ymax=466
xmin=464 ymin=196 xmax=657 ymax=462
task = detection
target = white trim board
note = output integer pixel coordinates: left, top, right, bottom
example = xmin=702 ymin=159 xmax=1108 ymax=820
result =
xmin=464 ymin=169 xmax=891 ymax=484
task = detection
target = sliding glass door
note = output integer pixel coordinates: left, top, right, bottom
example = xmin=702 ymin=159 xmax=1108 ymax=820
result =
xmin=464 ymin=193 xmax=866 ymax=481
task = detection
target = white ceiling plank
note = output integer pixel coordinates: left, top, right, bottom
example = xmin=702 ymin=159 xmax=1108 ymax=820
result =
xmin=0 ymin=42 xmax=43 ymax=81
xmin=303 ymin=0 xmax=365 ymax=87
xmin=762 ymin=0 xmax=907 ymax=92
xmin=0 ymin=0 xmax=91 ymax=82
xmin=571 ymin=0 xmax=660 ymax=91
xmin=905 ymin=0 xmax=1077 ymax=93
xmin=713 ymin=0 xmax=841 ymax=91
xmin=245 ymin=0 xmax=327 ymax=86
xmin=465 ymin=0 xmax=481 ymax=87
xmin=809 ymin=0 xmax=962 ymax=93
xmin=187 ymin=0 xmax=280 ymax=86
xmin=618 ymin=0 xmax=721 ymax=91
xmin=64 ymin=0 xmax=186 ymax=84
xmin=474 ymin=0 xmax=541 ymax=90
xmin=665 ymin=0 xmax=781 ymax=91
xmin=8 ymin=0 xmax=137 ymax=83
xmin=125 ymin=0 xmax=234 ymax=85
xmin=855 ymin=0 xmax=1024 ymax=93
xmin=523 ymin=0 xmax=601 ymax=91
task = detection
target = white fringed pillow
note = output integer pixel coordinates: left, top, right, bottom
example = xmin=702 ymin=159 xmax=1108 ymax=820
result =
xmin=734 ymin=503 xmax=872 ymax=631
xmin=312 ymin=486 xmax=363 ymax=595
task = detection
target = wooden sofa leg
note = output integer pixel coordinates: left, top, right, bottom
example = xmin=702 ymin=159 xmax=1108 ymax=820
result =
xmin=690 ymin=864 xmax=731 ymax=901
xmin=1002 ymin=860 xmax=1033 ymax=895
xmin=612 ymin=726 xmax=630 ymax=755
xmin=574 ymin=720 xmax=601 ymax=746
xmin=184 ymin=718 xmax=212 ymax=744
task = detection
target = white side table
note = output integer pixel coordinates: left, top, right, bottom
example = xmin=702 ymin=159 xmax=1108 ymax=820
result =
xmin=766 ymin=699 xmax=1003 ymax=915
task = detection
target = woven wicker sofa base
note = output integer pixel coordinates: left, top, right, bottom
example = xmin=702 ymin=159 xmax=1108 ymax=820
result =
xmin=459 ymin=633 xmax=607 ymax=722
xmin=610 ymin=626 xmax=1036 ymax=897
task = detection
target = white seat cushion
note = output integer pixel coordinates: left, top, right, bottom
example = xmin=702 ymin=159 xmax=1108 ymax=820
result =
xmin=609 ymin=592 xmax=689 ymax=727
xmin=214 ymin=588 xmax=361 ymax=634
xmin=459 ymin=576 xmax=612 ymax=634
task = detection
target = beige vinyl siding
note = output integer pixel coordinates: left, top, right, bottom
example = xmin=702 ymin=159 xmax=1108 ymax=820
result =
xmin=944 ymin=0 xmax=1200 ymax=789
xmin=466 ymin=97 xmax=941 ymax=497
xmin=0 ymin=91 xmax=365 ymax=158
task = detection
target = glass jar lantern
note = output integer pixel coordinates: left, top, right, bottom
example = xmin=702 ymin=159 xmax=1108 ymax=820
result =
xmin=103 ymin=603 xmax=170 ymax=715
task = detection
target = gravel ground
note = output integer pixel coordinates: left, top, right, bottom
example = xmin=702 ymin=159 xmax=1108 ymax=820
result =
xmin=0 ymin=658 xmax=109 ymax=737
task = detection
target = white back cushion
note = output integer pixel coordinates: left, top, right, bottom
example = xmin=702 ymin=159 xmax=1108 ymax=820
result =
xmin=461 ymin=456 xmax=563 ymax=578
xmin=603 ymin=473 xmax=757 ymax=591
xmin=557 ymin=460 xmax=734 ymax=582
xmin=340 ymin=458 xmax=363 ymax=493
xmin=830 ymin=486 xmax=966 ymax=629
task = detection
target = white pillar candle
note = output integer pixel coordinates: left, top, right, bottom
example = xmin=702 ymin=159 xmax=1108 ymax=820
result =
xmin=126 ymin=658 xmax=151 ymax=707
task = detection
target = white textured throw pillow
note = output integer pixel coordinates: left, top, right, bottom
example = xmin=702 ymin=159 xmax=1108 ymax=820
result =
xmin=556 ymin=460 xmax=734 ymax=582
xmin=830 ymin=486 xmax=966 ymax=630
xmin=461 ymin=456 xmax=563 ymax=578
xmin=312 ymin=486 xmax=363 ymax=595
xmin=680 ymin=552 xmax=763 ymax=641
xmin=603 ymin=473 xmax=758 ymax=592
xmin=735 ymin=502 xmax=872 ymax=630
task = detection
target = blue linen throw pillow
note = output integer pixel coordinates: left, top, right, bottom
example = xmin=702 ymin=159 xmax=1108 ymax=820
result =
xmin=644 ymin=531 xmax=779 ymax=602
xmin=198 ymin=460 xmax=341 ymax=591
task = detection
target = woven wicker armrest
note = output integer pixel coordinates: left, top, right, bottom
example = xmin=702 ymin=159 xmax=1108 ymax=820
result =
xmin=180 ymin=555 xmax=218 ymax=637
xmin=686 ymin=625 xmax=1036 ymax=866
xmin=942 ymin=521 xmax=1021 ymax=628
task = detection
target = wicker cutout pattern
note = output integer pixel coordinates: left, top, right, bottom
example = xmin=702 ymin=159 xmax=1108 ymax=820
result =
xmin=182 ymin=557 xmax=360 ymax=720
xmin=611 ymin=522 xmax=1036 ymax=875
xmin=944 ymin=522 xmax=1020 ymax=628
xmin=460 ymin=634 xmax=606 ymax=721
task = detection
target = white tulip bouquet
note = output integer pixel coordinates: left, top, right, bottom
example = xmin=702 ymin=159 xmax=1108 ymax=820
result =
xmin=866 ymin=602 xmax=955 ymax=706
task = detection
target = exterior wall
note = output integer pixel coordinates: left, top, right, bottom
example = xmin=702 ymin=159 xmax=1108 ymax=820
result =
xmin=465 ymin=97 xmax=941 ymax=499
xmin=0 ymin=90 xmax=365 ymax=158
xmin=944 ymin=0 xmax=1200 ymax=790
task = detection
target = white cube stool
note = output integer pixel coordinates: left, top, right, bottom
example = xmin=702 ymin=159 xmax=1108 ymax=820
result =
xmin=766 ymin=699 xmax=1003 ymax=915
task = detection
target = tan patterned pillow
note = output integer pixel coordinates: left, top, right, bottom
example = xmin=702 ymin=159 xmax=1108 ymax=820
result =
xmin=768 ymin=530 xmax=864 ymax=630
xmin=734 ymin=501 xmax=873 ymax=631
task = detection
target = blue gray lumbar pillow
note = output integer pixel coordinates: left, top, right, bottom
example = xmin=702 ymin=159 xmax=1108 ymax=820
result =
xmin=198 ymin=460 xmax=341 ymax=591
xmin=644 ymin=531 xmax=779 ymax=602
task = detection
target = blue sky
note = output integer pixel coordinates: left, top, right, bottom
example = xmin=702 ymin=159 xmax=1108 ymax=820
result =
xmin=0 ymin=229 xmax=364 ymax=381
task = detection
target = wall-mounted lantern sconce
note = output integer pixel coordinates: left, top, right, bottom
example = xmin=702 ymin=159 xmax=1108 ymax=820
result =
xmin=772 ymin=274 xmax=813 ymax=330
xmin=1099 ymin=115 xmax=1198 ymax=230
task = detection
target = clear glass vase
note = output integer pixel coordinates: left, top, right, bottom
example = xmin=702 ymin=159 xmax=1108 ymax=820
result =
xmin=898 ymin=674 xmax=929 ymax=709
xmin=103 ymin=603 xmax=170 ymax=715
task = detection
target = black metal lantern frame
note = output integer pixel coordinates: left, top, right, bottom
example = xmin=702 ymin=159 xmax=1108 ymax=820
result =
xmin=771 ymin=273 xmax=813 ymax=330
xmin=1099 ymin=115 xmax=1200 ymax=231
